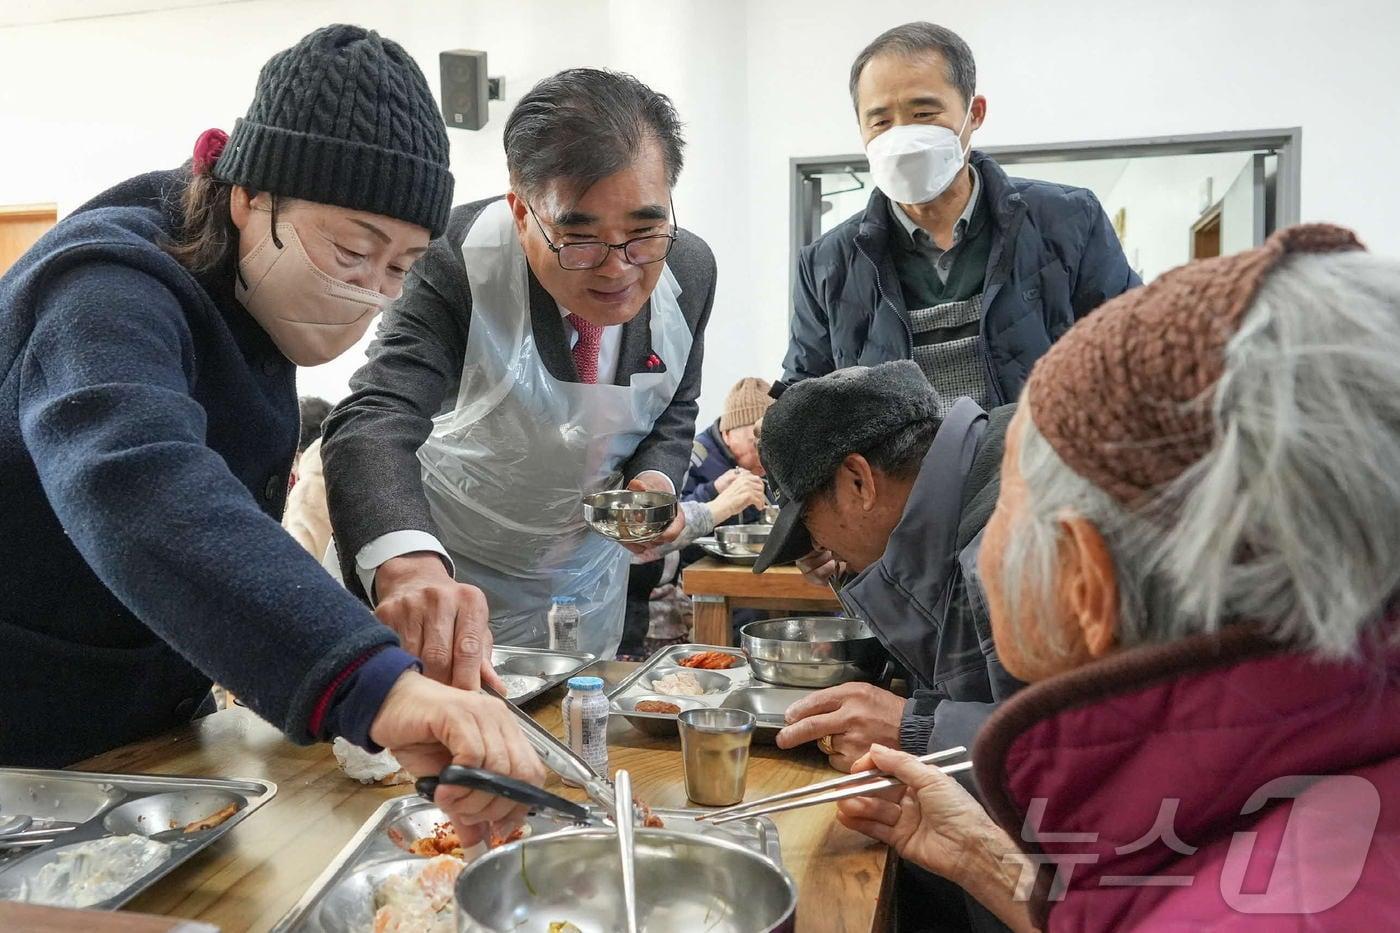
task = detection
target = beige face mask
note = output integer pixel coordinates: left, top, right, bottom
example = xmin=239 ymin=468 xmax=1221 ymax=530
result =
xmin=234 ymin=222 xmax=385 ymax=366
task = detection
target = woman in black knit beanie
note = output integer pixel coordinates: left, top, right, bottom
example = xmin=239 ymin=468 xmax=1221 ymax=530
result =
xmin=0 ymin=25 xmax=543 ymax=844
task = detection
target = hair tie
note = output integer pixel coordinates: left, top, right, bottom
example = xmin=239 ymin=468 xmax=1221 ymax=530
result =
xmin=192 ymin=128 xmax=229 ymax=175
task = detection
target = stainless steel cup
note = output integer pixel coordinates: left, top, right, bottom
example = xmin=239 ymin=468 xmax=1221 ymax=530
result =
xmin=678 ymin=708 xmax=756 ymax=807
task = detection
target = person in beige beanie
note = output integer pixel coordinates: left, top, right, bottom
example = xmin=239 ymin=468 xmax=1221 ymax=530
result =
xmin=716 ymin=377 xmax=774 ymax=468
xmin=680 ymin=376 xmax=776 ymax=526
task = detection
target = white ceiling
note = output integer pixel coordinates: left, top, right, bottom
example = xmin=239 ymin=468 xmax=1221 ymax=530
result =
xmin=0 ymin=0 xmax=249 ymax=29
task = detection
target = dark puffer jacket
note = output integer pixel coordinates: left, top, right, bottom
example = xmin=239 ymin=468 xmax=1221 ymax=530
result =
xmin=784 ymin=151 xmax=1139 ymax=402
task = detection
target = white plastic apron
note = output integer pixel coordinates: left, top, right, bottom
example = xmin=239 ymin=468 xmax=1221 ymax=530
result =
xmin=415 ymin=200 xmax=692 ymax=658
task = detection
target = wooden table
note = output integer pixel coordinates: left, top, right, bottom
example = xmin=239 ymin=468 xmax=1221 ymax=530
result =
xmin=683 ymin=557 xmax=844 ymax=646
xmin=0 ymin=903 xmax=217 ymax=932
xmin=77 ymin=661 xmax=893 ymax=932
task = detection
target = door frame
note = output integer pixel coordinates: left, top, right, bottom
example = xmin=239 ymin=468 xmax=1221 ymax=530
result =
xmin=0 ymin=203 xmax=59 ymax=222
xmin=789 ymin=128 xmax=1302 ymax=313
xmin=0 ymin=202 xmax=59 ymax=275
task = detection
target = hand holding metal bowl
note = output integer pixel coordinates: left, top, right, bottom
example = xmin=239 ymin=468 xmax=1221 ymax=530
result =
xmin=583 ymin=490 xmax=679 ymax=544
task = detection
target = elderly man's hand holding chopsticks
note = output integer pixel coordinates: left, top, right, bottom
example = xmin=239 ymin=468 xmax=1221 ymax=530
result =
xmin=835 ymin=744 xmax=1036 ymax=933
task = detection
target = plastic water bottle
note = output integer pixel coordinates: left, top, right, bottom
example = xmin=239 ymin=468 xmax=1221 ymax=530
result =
xmin=562 ymin=676 xmax=609 ymax=785
xmin=548 ymin=596 xmax=581 ymax=652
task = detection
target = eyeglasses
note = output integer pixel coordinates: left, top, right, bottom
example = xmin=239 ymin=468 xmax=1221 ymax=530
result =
xmin=527 ymin=200 xmax=678 ymax=271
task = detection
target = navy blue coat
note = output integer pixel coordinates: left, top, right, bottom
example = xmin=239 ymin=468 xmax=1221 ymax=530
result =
xmin=783 ymin=151 xmax=1140 ymax=402
xmin=0 ymin=170 xmax=398 ymax=767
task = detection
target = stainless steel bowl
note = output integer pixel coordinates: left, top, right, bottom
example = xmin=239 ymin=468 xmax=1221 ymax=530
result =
xmin=454 ymin=828 xmax=797 ymax=932
xmin=740 ymin=617 xmax=891 ymax=688
xmin=715 ymin=523 xmax=772 ymax=557
xmin=582 ymin=490 xmax=678 ymax=544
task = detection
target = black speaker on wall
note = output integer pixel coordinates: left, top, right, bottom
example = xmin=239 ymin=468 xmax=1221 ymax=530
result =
xmin=440 ymin=49 xmax=490 ymax=131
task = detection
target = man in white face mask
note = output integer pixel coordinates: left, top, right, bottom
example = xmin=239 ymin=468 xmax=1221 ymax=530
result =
xmin=782 ymin=21 xmax=1140 ymax=591
xmin=782 ymin=20 xmax=1138 ymax=412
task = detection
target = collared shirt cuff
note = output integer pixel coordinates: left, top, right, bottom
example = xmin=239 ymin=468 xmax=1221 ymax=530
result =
xmin=635 ymin=470 xmax=676 ymax=494
xmin=355 ymin=531 xmax=454 ymax=604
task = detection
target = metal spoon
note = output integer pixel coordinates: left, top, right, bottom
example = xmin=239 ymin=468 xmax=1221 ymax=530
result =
xmin=614 ymin=768 xmax=640 ymax=933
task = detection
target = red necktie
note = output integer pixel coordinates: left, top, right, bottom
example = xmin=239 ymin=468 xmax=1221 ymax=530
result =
xmin=567 ymin=313 xmax=603 ymax=385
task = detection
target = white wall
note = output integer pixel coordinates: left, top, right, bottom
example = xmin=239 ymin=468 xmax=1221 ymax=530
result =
xmin=744 ymin=0 xmax=1400 ymax=399
xmin=4 ymin=0 xmax=1400 ymax=420
xmin=1096 ymin=152 xmax=1253 ymax=281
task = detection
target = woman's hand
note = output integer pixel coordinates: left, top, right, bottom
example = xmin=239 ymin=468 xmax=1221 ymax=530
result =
xmin=369 ymin=671 xmax=545 ymax=847
xmin=836 ymin=744 xmax=1037 ymax=932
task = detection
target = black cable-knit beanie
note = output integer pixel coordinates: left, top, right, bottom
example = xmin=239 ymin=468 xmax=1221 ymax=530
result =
xmin=213 ymin=24 xmax=453 ymax=237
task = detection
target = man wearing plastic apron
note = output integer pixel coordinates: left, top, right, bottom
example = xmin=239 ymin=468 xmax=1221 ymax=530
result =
xmin=415 ymin=201 xmax=692 ymax=658
xmin=323 ymin=69 xmax=717 ymax=684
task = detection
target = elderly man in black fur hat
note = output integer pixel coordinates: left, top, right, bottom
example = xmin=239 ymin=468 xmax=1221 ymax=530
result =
xmin=755 ymin=361 xmax=1023 ymax=771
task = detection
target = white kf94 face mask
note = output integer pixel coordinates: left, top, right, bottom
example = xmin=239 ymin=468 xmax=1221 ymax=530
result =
xmin=865 ymin=106 xmax=975 ymax=206
xmin=235 ymin=222 xmax=386 ymax=367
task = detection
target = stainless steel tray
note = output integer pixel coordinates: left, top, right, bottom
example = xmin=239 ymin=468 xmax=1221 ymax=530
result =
xmin=607 ymin=644 xmax=817 ymax=743
xmin=693 ymin=537 xmax=758 ymax=565
xmin=493 ymin=645 xmax=597 ymax=705
xmin=0 ymin=768 xmax=276 ymax=910
xmin=273 ymin=792 xmax=782 ymax=932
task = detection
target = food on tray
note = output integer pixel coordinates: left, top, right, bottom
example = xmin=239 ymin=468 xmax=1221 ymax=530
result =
xmin=651 ymin=671 xmax=714 ymax=696
xmin=15 ymin=834 xmax=173 ymax=909
xmin=489 ymin=824 xmax=530 ymax=848
xmin=501 ymin=673 xmax=548 ymax=699
xmin=396 ymin=820 xmax=530 ymax=857
xmin=177 ymin=802 xmax=238 ymax=833
xmin=679 ymin=650 xmax=739 ymax=670
xmin=635 ymin=699 xmax=683 ymax=715
xmin=370 ymin=854 xmax=462 ymax=932
xmin=406 ymin=821 xmax=464 ymax=858
xmin=635 ymin=797 xmax=665 ymax=829
xmin=334 ymin=737 xmax=412 ymax=786
xmin=548 ymin=923 xmax=583 ymax=933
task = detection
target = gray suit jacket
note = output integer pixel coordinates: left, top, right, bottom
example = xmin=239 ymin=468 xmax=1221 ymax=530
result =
xmin=322 ymin=196 xmax=717 ymax=597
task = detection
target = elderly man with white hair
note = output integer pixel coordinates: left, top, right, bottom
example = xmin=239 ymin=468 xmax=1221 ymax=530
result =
xmin=835 ymin=225 xmax=1400 ymax=930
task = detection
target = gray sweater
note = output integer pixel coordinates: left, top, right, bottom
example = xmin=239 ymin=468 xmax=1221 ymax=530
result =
xmin=322 ymin=196 xmax=717 ymax=596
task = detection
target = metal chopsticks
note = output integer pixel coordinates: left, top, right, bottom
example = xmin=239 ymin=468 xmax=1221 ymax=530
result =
xmin=696 ymin=745 xmax=969 ymax=825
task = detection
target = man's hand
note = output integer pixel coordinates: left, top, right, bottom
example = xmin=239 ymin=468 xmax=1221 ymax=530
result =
xmin=775 ymin=682 xmax=905 ymax=771
xmin=373 ymin=552 xmax=503 ymax=692
xmin=713 ymin=467 xmax=743 ymax=494
xmin=621 ymin=474 xmax=685 ymax=556
xmin=796 ymin=548 xmax=847 ymax=587
xmin=369 ymin=671 xmax=546 ymax=847
xmin=708 ymin=470 xmax=768 ymax=526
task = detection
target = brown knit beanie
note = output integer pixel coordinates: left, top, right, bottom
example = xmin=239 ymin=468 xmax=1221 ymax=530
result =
xmin=1026 ymin=223 xmax=1365 ymax=506
xmin=720 ymin=377 xmax=774 ymax=432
